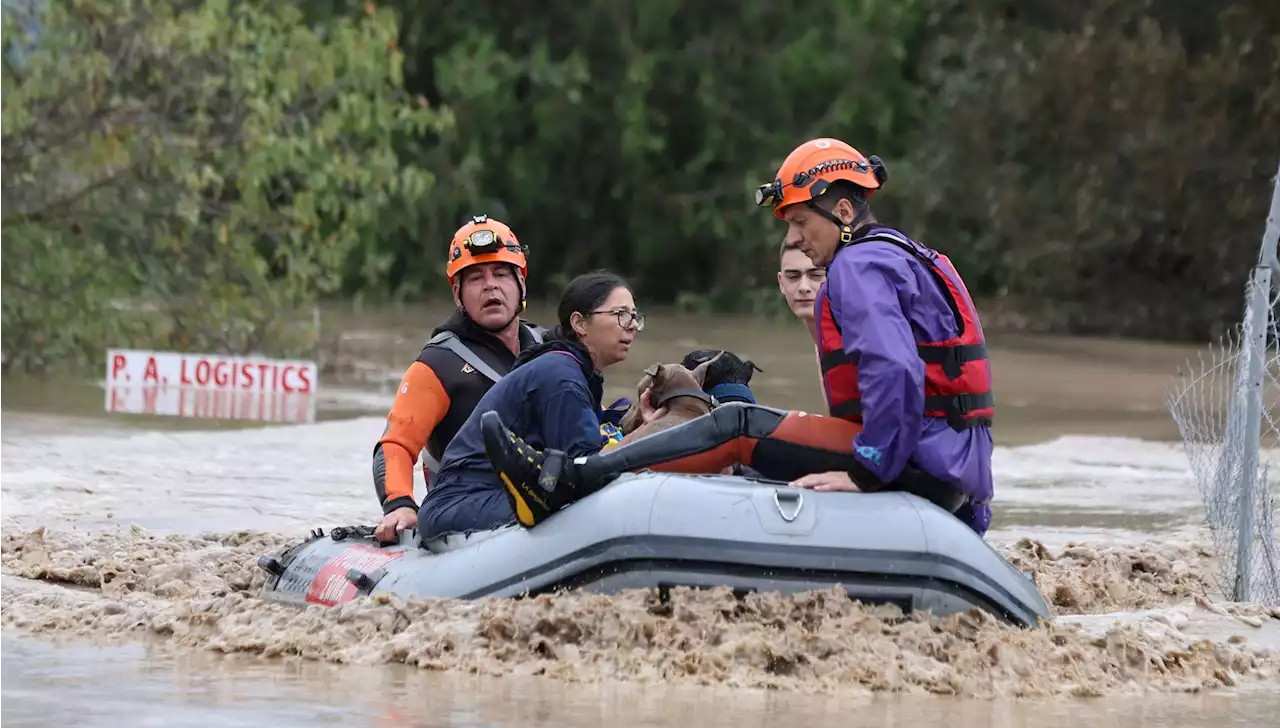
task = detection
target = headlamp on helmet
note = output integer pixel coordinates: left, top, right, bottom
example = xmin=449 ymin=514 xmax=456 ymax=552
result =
xmin=755 ymin=180 xmax=783 ymax=208
xmin=466 ymin=228 xmax=500 ymax=255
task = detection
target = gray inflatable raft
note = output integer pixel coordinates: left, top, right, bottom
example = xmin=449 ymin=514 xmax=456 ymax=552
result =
xmin=256 ymin=471 xmax=1052 ymax=627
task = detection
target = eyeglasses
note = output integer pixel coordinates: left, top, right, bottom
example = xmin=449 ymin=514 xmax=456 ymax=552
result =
xmin=589 ymin=308 xmax=645 ymax=331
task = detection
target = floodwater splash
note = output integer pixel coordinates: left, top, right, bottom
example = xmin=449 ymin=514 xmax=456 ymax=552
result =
xmin=3 ymin=525 xmax=1278 ymax=699
xmin=3 ymin=412 xmax=1280 ymax=702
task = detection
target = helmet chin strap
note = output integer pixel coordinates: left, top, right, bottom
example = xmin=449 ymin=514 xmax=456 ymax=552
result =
xmin=806 ymin=198 xmax=870 ymax=247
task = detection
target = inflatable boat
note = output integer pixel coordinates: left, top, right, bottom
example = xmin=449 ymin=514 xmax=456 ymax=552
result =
xmin=256 ymin=471 xmax=1052 ymax=628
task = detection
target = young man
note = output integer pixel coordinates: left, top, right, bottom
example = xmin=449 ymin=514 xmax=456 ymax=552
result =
xmin=778 ymin=238 xmax=828 ymax=400
xmin=371 ymin=215 xmax=548 ymax=542
xmin=777 ymin=239 xmax=825 ymax=341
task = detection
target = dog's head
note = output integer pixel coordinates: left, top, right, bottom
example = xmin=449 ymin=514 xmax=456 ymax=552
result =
xmin=680 ymin=349 xmax=763 ymax=390
xmin=618 ymin=354 xmax=725 ymax=433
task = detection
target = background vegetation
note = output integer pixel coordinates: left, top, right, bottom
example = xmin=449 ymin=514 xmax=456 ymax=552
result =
xmin=4 ymin=0 xmax=1278 ymax=373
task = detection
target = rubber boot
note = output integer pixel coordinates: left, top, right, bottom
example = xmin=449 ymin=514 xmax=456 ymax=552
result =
xmin=481 ymin=411 xmax=575 ymax=528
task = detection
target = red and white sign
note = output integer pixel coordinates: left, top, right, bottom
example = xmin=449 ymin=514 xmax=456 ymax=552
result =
xmin=104 ymin=349 xmax=320 ymax=423
xmin=106 ymin=348 xmax=317 ymax=393
xmin=305 ymin=544 xmax=407 ymax=606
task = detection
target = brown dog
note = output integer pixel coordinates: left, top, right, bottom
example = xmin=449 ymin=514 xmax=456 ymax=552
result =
xmin=617 ymin=352 xmax=725 ymax=444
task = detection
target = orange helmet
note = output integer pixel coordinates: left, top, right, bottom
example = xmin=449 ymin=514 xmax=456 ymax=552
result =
xmin=754 ymin=138 xmax=887 ymax=220
xmin=445 ymin=215 xmax=529 ymax=295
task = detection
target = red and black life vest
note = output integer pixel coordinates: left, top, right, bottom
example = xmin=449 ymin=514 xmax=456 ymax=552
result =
xmin=817 ymin=229 xmax=995 ymax=432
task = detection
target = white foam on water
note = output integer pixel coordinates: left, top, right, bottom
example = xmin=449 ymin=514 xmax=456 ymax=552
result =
xmin=995 ymin=436 xmax=1193 ymax=501
xmin=0 ymin=416 xmax=1235 ymax=545
xmin=1 ymin=414 xmax=390 ymax=536
xmin=983 ymin=435 xmax=1220 ymax=547
xmin=1059 ymin=604 xmax=1280 ymax=653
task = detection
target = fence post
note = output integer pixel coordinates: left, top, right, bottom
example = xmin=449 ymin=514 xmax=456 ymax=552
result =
xmin=1234 ymin=162 xmax=1280 ymax=601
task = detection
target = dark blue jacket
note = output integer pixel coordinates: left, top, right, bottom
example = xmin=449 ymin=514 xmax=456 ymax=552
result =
xmin=418 ymin=339 xmax=606 ymax=536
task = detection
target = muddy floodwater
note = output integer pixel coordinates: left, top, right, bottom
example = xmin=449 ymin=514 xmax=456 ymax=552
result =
xmin=3 ymin=302 xmax=1279 ymax=727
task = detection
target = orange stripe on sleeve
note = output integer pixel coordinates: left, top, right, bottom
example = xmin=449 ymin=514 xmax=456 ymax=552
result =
xmin=379 ymin=361 xmax=450 ymax=507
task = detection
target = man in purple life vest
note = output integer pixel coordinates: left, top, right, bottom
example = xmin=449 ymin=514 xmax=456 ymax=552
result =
xmin=754 ymin=137 xmax=996 ymax=535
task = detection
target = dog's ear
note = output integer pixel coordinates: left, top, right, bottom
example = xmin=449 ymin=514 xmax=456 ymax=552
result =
xmin=652 ymin=363 xmax=672 ymax=385
xmin=635 ymin=364 xmax=660 ymax=396
xmin=689 ymin=351 xmax=725 ymax=388
xmin=624 ymin=366 xmax=663 ymax=435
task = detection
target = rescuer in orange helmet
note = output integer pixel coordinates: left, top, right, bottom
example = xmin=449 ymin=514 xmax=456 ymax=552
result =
xmin=370 ymin=215 xmax=549 ymax=542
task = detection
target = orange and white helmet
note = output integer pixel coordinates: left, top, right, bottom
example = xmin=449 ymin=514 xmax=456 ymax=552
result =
xmin=446 ymin=215 xmax=529 ymax=303
xmin=754 ymin=138 xmax=887 ymax=220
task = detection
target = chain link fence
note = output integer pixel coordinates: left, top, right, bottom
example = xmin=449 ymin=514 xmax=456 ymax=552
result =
xmin=1166 ymin=165 xmax=1280 ymax=606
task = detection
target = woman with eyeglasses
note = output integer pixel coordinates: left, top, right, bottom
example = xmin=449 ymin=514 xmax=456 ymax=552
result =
xmin=416 ymin=269 xmax=664 ymax=541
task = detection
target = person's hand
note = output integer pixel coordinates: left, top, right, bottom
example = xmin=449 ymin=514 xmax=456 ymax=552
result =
xmin=790 ymin=471 xmax=861 ymax=492
xmin=374 ymin=506 xmax=418 ymax=543
xmin=638 ymin=386 xmax=669 ymax=425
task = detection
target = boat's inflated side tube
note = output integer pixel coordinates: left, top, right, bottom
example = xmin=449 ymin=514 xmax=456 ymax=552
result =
xmin=257 ymin=473 xmax=1051 ymax=627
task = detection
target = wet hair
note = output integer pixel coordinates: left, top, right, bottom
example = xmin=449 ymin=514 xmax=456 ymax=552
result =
xmin=549 ymin=270 xmax=631 ymax=342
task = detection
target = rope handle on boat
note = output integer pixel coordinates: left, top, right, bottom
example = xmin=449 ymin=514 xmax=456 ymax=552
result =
xmin=329 ymin=525 xmax=378 ymax=542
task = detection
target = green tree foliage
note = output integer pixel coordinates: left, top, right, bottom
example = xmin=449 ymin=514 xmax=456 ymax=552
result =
xmin=899 ymin=0 xmax=1280 ymax=339
xmin=5 ymin=0 xmax=1277 ymax=377
xmin=311 ymin=0 xmax=933 ymax=312
xmin=306 ymin=0 xmax=1278 ymax=340
xmin=1 ymin=0 xmax=446 ymax=374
